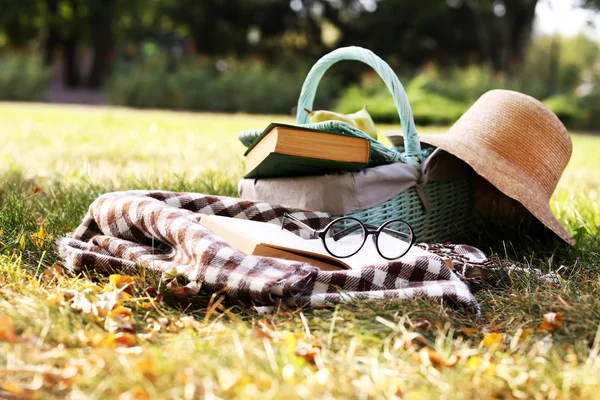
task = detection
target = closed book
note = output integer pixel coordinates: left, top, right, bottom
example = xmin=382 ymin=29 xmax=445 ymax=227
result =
xmin=199 ymin=215 xmax=440 ymax=271
xmin=243 ymin=123 xmax=370 ymax=179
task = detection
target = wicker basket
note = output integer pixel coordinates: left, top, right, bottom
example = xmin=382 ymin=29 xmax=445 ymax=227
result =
xmin=294 ymin=47 xmax=474 ymax=243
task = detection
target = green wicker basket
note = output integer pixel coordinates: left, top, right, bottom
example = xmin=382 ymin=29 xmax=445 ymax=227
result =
xmin=295 ymin=47 xmax=474 ymax=243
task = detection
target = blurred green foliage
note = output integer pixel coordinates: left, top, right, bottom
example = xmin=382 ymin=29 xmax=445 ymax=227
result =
xmin=107 ymin=57 xmax=341 ymax=115
xmin=0 ymin=55 xmax=50 ymax=101
xmin=337 ymin=34 xmax=600 ymax=129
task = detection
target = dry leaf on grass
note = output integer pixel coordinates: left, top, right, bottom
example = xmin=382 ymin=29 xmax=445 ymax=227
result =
xmin=109 ymin=274 xmax=136 ymax=296
xmin=459 ymin=327 xmax=478 ymax=337
xmin=418 ymin=348 xmax=461 ymax=368
xmin=482 ymin=332 xmax=504 ymax=347
xmin=141 ymin=287 xmax=164 ymax=309
xmin=135 ymin=357 xmax=157 ymax=381
xmin=518 ymin=328 xmax=534 ymax=343
xmin=118 ymin=385 xmax=150 ymax=400
xmin=539 ymin=312 xmax=563 ymax=331
xmin=167 ymin=279 xmax=201 ymax=297
xmin=1 ymin=382 xmax=39 ymax=400
xmin=113 ymin=332 xmax=138 ymax=347
xmin=393 ymin=332 xmax=430 ymax=350
xmin=105 ymin=306 xmax=135 ymax=333
xmin=40 ymin=262 xmax=66 ymax=283
xmin=0 ymin=314 xmax=19 ymax=343
xmin=41 ymin=366 xmax=78 ymax=389
xmin=31 ymin=226 xmax=53 ymax=247
xmin=415 ymin=319 xmax=432 ymax=331
xmin=78 ymin=331 xmax=138 ymax=348
xmin=295 ymin=340 xmax=323 ymax=369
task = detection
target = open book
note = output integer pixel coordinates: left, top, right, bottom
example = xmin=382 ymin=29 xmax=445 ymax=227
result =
xmin=199 ymin=215 xmax=441 ymax=271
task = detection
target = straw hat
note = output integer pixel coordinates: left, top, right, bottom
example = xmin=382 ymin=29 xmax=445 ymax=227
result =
xmin=387 ymin=90 xmax=573 ymax=244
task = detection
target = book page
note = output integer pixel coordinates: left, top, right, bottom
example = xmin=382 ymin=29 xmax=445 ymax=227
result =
xmin=201 ymin=215 xmax=434 ymax=270
xmin=202 ymin=215 xmax=329 ymax=254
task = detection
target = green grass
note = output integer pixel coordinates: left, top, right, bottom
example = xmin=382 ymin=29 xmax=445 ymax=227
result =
xmin=0 ymin=102 xmax=599 ymax=399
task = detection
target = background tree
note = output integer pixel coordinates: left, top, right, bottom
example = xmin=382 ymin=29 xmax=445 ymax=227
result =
xmin=0 ymin=0 xmax=595 ymax=87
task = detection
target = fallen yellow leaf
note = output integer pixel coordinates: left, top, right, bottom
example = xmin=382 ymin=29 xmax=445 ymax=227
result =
xmin=519 ymin=328 xmax=534 ymax=343
xmin=482 ymin=332 xmax=503 ymax=347
xmin=295 ymin=340 xmax=323 ymax=369
xmin=419 ymin=348 xmax=443 ymax=368
xmin=0 ymin=314 xmax=19 ymax=343
xmin=393 ymin=332 xmax=430 ymax=350
xmin=119 ymin=385 xmax=150 ymax=400
xmin=135 ymin=356 xmax=156 ymax=381
xmin=109 ymin=274 xmax=136 ymax=296
xmin=79 ymin=331 xmax=137 ymax=348
xmin=41 ymin=262 xmax=66 ymax=283
xmin=418 ymin=348 xmax=461 ymax=368
xmin=539 ymin=312 xmax=563 ymax=331
xmin=113 ymin=332 xmax=138 ymax=347
xmin=31 ymin=225 xmax=53 ymax=247
xmin=105 ymin=306 xmax=135 ymax=333
xmin=108 ymin=305 xmax=132 ymax=319
xmin=17 ymin=233 xmax=26 ymax=249
xmin=45 ymin=291 xmax=67 ymax=307
xmin=459 ymin=327 xmax=478 ymax=337
xmin=1 ymin=382 xmax=37 ymax=399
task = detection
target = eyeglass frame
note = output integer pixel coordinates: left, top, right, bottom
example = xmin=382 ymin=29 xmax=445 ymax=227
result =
xmin=281 ymin=213 xmax=415 ymax=260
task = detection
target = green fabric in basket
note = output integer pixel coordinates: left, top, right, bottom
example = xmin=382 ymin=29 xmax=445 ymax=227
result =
xmin=238 ymin=120 xmax=403 ymax=168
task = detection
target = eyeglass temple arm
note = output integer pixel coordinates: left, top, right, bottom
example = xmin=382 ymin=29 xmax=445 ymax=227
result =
xmin=365 ymin=224 xmax=411 ymax=240
xmin=332 ymin=223 xmax=411 ymax=241
xmin=281 ymin=213 xmax=319 ymax=236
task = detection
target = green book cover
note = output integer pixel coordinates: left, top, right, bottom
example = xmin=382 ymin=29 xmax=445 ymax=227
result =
xmin=243 ymin=123 xmax=370 ymax=179
xmin=244 ymin=153 xmax=368 ymax=179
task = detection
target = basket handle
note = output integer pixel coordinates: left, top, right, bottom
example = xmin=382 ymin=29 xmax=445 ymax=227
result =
xmin=296 ymin=46 xmax=422 ymax=165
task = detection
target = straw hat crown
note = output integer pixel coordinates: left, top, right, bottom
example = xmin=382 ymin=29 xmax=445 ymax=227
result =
xmin=417 ymin=90 xmax=573 ymax=243
xmin=444 ymin=90 xmax=571 ymax=198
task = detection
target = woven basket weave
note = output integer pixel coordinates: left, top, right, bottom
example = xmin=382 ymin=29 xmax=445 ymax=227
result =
xmin=295 ymin=47 xmax=474 ymax=243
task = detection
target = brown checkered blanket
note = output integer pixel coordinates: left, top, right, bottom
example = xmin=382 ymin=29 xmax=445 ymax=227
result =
xmin=57 ymin=191 xmax=486 ymax=314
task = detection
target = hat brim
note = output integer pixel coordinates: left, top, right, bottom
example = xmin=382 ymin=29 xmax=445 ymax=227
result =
xmin=417 ymin=133 xmax=573 ymax=245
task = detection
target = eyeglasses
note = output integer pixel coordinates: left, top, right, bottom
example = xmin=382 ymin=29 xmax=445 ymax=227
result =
xmin=281 ymin=213 xmax=415 ymax=260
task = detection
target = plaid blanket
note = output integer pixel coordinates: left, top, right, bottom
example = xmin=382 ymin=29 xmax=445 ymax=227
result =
xmin=57 ymin=191 xmax=484 ymax=314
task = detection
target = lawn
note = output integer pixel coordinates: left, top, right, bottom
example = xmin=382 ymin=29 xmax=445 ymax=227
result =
xmin=0 ymin=102 xmax=599 ymax=399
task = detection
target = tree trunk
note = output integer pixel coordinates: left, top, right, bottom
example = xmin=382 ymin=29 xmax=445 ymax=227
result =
xmin=466 ymin=0 xmax=538 ymax=74
xmin=43 ymin=0 xmax=59 ymax=65
xmin=61 ymin=0 xmax=81 ymax=88
xmin=507 ymin=0 xmax=538 ymax=66
xmin=87 ymin=0 xmax=114 ymax=88
xmin=465 ymin=0 xmax=494 ymax=69
xmin=63 ymin=37 xmax=80 ymax=88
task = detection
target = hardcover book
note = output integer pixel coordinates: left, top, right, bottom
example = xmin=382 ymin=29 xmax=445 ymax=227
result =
xmin=243 ymin=123 xmax=370 ymax=179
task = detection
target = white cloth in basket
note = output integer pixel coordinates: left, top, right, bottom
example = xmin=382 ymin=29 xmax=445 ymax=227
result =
xmin=238 ymin=149 xmax=472 ymax=215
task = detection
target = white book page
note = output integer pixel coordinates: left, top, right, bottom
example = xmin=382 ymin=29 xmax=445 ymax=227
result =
xmin=203 ymin=215 xmax=432 ymax=269
xmin=204 ymin=215 xmax=328 ymax=254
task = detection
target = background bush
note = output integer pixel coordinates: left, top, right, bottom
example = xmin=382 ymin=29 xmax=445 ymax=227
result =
xmin=4 ymin=33 xmax=599 ymax=130
xmin=336 ymin=34 xmax=600 ymax=129
xmin=0 ymin=55 xmax=50 ymax=101
xmin=108 ymin=57 xmax=342 ymax=115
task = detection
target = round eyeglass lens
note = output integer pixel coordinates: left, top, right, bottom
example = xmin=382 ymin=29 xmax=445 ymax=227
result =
xmin=376 ymin=220 xmax=413 ymax=260
xmin=324 ymin=218 xmax=366 ymax=258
